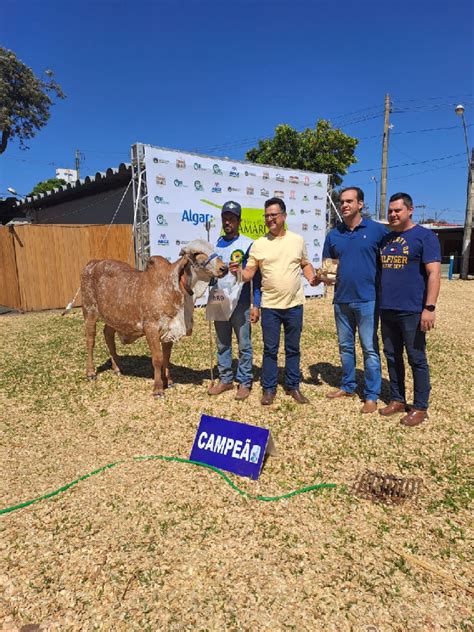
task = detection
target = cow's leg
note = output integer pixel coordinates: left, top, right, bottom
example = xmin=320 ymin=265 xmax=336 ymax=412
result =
xmin=144 ymin=326 xmax=165 ymax=397
xmin=161 ymin=341 xmax=174 ymax=389
xmin=84 ymin=311 xmax=98 ymax=379
xmin=104 ymin=324 xmax=121 ymax=375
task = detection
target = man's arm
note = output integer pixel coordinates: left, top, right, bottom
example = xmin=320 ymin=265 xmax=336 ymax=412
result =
xmin=229 ymin=262 xmax=257 ymax=283
xmin=420 ymin=261 xmax=441 ymax=332
xmin=301 ymin=262 xmax=318 ymax=286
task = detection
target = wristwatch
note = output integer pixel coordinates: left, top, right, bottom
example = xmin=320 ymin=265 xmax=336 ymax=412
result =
xmin=424 ymin=304 xmax=436 ymax=312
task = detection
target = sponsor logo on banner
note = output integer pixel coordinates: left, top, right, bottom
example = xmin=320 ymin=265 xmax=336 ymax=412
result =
xmin=304 ymin=176 xmax=310 ymax=186
xmin=212 ymin=182 xmax=222 ymax=193
xmin=314 ymin=209 xmax=322 ymax=216
xmin=313 ymin=224 xmax=322 ymax=231
xmin=300 ymin=208 xmax=310 ymax=214
xmin=315 ymin=180 xmax=323 ymax=187
xmin=240 ymin=220 xmax=268 ymax=237
xmin=227 ymin=186 xmax=240 ymax=192
xmin=289 ymin=208 xmax=296 ymax=215
xmin=302 ymin=223 xmax=308 ymax=231
xmin=260 ymin=188 xmax=269 ymax=197
xmin=229 ymin=166 xmax=240 ymax=177
xmin=157 ymin=233 xmax=169 ymax=246
xmin=302 ymin=195 xmax=309 ymax=202
xmin=174 ymin=179 xmax=187 ymax=187
xmin=276 ymin=174 xmax=285 ymax=183
xmin=194 ymin=162 xmax=205 ymax=170
xmin=153 ymin=157 xmax=169 ymax=164
xmin=313 ymin=238 xmax=320 ymax=247
xmin=262 ymin=172 xmax=269 ymax=180
xmin=314 ymin=195 xmax=324 ymax=200
xmin=176 ymin=239 xmax=190 ymax=246
xmin=176 ymin=159 xmax=186 ymax=169
xmin=313 ymin=254 xmax=321 ymax=263
xmin=154 ymin=196 xmax=169 ymax=205
xmin=194 ymin=180 xmax=204 ymax=191
xmin=181 ymin=209 xmax=214 ymax=226
xmin=289 ymin=190 xmax=296 ymax=200
xmin=244 ymin=170 xmax=256 ymax=177
xmin=156 ymin=175 xmax=166 ymax=186
xmin=274 ymin=190 xmax=285 ymax=198
xmin=289 ymin=175 xmax=299 ymax=184
xmin=156 ymin=214 xmax=168 ymax=226
xmin=213 ymin=164 xmax=223 ymax=175
xmin=246 ymin=186 xmax=254 ymax=195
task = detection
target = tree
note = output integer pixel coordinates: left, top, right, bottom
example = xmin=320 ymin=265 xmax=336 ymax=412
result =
xmin=0 ymin=47 xmax=65 ymax=155
xmin=28 ymin=178 xmax=67 ymax=197
xmin=246 ymin=120 xmax=358 ymax=186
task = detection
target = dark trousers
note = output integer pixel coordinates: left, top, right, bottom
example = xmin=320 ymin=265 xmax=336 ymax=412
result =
xmin=261 ymin=305 xmax=303 ymax=392
xmin=380 ymin=310 xmax=431 ymax=410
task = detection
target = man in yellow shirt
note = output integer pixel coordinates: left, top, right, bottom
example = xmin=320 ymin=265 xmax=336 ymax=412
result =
xmin=231 ymin=197 xmax=317 ymax=405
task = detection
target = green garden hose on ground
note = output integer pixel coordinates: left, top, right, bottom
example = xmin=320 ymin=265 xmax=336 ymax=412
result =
xmin=0 ymin=455 xmax=336 ymax=515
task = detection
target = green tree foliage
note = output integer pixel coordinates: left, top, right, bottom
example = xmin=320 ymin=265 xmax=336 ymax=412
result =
xmin=28 ymin=178 xmax=67 ymax=197
xmin=246 ymin=120 xmax=358 ymax=186
xmin=0 ymin=47 xmax=65 ymax=154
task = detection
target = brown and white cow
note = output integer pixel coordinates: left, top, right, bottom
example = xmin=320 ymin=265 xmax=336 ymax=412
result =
xmin=80 ymin=240 xmax=227 ymax=396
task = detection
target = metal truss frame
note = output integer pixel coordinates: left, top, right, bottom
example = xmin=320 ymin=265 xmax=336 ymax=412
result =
xmin=131 ymin=143 xmax=149 ymax=270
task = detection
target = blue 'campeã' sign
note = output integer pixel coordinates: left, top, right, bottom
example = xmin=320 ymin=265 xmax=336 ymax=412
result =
xmin=190 ymin=415 xmax=276 ymax=480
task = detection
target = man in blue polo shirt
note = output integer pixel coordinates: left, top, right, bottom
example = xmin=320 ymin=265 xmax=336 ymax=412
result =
xmin=379 ymin=192 xmax=441 ymax=427
xmin=321 ymin=187 xmax=387 ymax=413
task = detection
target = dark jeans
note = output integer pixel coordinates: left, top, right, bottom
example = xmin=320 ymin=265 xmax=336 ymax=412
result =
xmin=261 ymin=305 xmax=303 ymax=392
xmin=380 ymin=310 xmax=431 ymax=410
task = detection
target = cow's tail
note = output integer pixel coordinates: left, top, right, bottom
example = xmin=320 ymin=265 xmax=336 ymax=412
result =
xmin=62 ymin=260 xmax=99 ymax=316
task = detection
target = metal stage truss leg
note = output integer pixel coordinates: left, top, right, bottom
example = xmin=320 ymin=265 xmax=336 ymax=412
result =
xmin=131 ymin=143 xmax=150 ymax=270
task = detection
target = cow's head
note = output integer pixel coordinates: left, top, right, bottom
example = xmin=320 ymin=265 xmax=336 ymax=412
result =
xmin=178 ymin=240 xmax=228 ymax=298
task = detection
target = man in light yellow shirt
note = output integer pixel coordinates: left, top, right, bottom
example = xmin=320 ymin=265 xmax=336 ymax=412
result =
xmin=231 ymin=197 xmax=318 ymax=405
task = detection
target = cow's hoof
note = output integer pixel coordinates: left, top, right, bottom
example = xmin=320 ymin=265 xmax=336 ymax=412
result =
xmin=87 ymin=374 xmax=97 ymax=381
xmin=153 ymin=391 xmax=165 ymax=398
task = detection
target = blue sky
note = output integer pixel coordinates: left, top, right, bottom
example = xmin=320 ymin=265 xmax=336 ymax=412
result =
xmin=1 ymin=0 xmax=473 ymax=223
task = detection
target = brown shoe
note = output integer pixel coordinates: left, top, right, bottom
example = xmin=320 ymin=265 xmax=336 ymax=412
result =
xmin=235 ymin=385 xmax=251 ymax=401
xmin=379 ymin=401 xmax=407 ymax=416
xmin=207 ymin=381 xmax=233 ymax=396
xmin=285 ymin=388 xmax=309 ymax=404
xmin=400 ymin=409 xmax=428 ymax=427
xmin=326 ymin=389 xmax=355 ymax=399
xmin=261 ymin=390 xmax=275 ymax=405
xmin=361 ymin=400 xmax=377 ymax=414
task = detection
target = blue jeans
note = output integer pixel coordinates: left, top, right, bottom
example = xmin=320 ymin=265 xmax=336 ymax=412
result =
xmin=334 ymin=301 xmax=381 ymax=401
xmin=261 ymin=305 xmax=303 ymax=392
xmin=214 ymin=303 xmax=253 ymax=387
xmin=381 ymin=310 xmax=430 ymax=410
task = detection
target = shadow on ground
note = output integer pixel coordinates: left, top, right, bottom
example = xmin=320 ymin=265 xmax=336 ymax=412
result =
xmin=309 ymin=361 xmax=391 ymax=402
xmin=97 ymin=355 xmax=211 ymax=385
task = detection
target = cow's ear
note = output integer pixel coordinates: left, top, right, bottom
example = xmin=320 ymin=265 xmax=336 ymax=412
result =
xmin=178 ymin=257 xmax=193 ymax=296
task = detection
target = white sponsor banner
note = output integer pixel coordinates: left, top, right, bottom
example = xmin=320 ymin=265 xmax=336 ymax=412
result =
xmin=144 ymin=145 xmax=328 ymax=297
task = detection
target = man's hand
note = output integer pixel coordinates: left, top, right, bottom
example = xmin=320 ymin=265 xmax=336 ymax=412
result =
xmin=420 ymin=309 xmax=436 ymax=332
xmin=229 ymin=261 xmax=240 ymax=275
xmin=250 ymin=307 xmax=260 ymax=324
xmin=310 ymin=276 xmax=322 ymax=286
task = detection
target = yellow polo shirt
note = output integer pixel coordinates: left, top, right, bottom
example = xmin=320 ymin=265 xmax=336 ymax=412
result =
xmin=247 ymin=230 xmax=309 ymax=309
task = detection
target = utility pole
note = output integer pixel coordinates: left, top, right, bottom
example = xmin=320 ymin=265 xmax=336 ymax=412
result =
xmin=461 ymin=149 xmax=474 ymax=279
xmin=379 ymin=94 xmax=391 ymax=221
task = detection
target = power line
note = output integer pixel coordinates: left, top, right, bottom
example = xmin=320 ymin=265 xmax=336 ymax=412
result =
xmin=349 ymin=152 xmax=466 ymax=174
